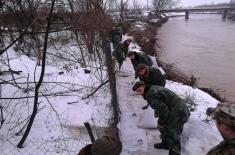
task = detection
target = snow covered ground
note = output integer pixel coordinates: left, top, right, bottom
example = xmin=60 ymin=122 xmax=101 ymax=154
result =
xmin=0 ymin=34 xmax=223 ymax=155
xmin=118 ymin=40 xmax=222 ymax=155
xmin=0 ymin=45 xmax=112 ymax=155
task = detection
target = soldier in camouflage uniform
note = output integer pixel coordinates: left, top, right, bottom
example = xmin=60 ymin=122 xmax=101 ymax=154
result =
xmin=133 ymin=81 xmax=190 ymax=155
xmin=110 ymin=26 xmax=123 ymax=50
xmin=112 ymin=39 xmax=132 ymax=71
xmin=206 ymin=102 xmax=235 ymax=155
xmin=127 ymin=51 xmax=153 ymax=79
xmin=78 ymin=136 xmax=122 ymax=155
xmin=136 ymin=64 xmax=166 ymax=87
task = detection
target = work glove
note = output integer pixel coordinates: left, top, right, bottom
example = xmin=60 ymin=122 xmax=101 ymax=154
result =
xmin=142 ymin=104 xmax=149 ymax=110
xmin=157 ymin=124 xmax=164 ymax=130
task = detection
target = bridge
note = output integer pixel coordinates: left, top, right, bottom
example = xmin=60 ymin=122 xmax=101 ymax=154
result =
xmin=159 ymin=6 xmax=235 ymax=19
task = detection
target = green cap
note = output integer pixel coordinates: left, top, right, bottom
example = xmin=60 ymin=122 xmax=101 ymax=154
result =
xmin=206 ymin=102 xmax=235 ymax=127
xmin=132 ymin=81 xmax=145 ymax=91
xmin=136 ymin=64 xmax=147 ymax=73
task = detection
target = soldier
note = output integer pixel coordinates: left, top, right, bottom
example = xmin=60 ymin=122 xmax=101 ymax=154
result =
xmin=110 ymin=26 xmax=123 ymax=50
xmin=122 ymin=39 xmax=132 ymax=58
xmin=206 ymin=102 xmax=235 ymax=155
xmin=78 ymin=136 xmax=122 ymax=155
xmin=127 ymin=51 xmax=153 ymax=79
xmin=132 ymin=81 xmax=190 ymax=155
xmin=136 ymin=64 xmax=166 ymax=87
xmin=112 ymin=39 xmax=132 ymax=72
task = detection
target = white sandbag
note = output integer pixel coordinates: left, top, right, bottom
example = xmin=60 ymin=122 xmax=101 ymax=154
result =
xmin=159 ymin=67 xmax=166 ymax=75
xmin=137 ymin=107 xmax=158 ymax=129
xmin=149 ymin=56 xmax=159 ymax=68
xmin=131 ymin=78 xmax=140 ymax=87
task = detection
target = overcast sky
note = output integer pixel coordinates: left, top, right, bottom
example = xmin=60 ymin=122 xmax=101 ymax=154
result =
xmin=136 ymin=0 xmax=231 ymax=7
xmin=180 ymin=0 xmax=231 ymax=7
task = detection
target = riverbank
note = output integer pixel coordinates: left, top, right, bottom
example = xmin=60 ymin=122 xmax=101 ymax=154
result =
xmin=124 ymin=18 xmax=226 ymax=102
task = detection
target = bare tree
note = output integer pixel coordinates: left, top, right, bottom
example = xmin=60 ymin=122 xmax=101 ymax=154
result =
xmin=153 ymin=0 xmax=180 ymax=11
xmin=120 ymin=0 xmax=130 ymax=20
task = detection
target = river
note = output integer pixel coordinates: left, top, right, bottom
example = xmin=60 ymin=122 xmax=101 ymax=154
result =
xmin=159 ymin=14 xmax=235 ymax=101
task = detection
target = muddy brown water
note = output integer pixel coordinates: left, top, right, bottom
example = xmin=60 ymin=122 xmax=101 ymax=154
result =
xmin=159 ymin=14 xmax=235 ymax=101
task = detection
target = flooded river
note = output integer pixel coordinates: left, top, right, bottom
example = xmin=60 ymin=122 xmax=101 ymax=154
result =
xmin=159 ymin=14 xmax=235 ymax=101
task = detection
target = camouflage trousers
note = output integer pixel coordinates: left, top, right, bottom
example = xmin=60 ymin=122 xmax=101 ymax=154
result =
xmin=113 ymin=42 xmax=121 ymax=51
xmin=159 ymin=123 xmax=184 ymax=155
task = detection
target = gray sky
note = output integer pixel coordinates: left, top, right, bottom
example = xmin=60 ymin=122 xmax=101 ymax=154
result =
xmin=180 ymin=0 xmax=231 ymax=7
xmin=137 ymin=0 xmax=231 ymax=7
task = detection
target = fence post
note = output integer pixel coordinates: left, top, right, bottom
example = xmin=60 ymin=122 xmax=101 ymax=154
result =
xmin=0 ymin=83 xmax=3 ymax=127
xmin=104 ymin=39 xmax=120 ymax=127
xmin=84 ymin=122 xmax=96 ymax=143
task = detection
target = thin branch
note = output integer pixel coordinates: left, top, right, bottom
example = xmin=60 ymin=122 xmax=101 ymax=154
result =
xmin=82 ymin=80 xmax=109 ymax=100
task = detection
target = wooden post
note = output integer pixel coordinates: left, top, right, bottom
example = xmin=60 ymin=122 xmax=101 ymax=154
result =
xmin=84 ymin=122 xmax=96 ymax=143
xmin=0 ymin=84 xmax=3 ymax=127
xmin=185 ymin=11 xmax=189 ymax=20
xmin=104 ymin=39 xmax=119 ymax=127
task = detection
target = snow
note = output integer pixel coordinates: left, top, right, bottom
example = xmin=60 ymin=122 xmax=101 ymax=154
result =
xmin=0 ymin=34 xmax=223 ymax=155
xmin=0 ymin=44 xmax=112 ymax=154
xmin=118 ymin=40 xmax=222 ymax=155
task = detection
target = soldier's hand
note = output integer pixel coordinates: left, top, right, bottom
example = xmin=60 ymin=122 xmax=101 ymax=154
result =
xmin=206 ymin=107 xmax=215 ymax=116
xmin=157 ymin=124 xmax=164 ymax=130
xmin=142 ymin=105 xmax=149 ymax=110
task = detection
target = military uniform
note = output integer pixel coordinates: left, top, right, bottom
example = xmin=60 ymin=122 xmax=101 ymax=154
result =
xmin=112 ymin=41 xmax=130 ymax=70
xmin=110 ymin=27 xmax=122 ymax=50
xmin=143 ymin=84 xmax=190 ymax=155
xmin=138 ymin=66 xmax=166 ymax=87
xmin=207 ymin=138 xmax=235 ymax=155
xmin=129 ymin=52 xmax=153 ymax=78
xmin=207 ymin=102 xmax=235 ymax=155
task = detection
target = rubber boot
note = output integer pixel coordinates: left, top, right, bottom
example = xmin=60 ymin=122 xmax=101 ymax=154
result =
xmin=154 ymin=142 xmax=169 ymax=150
xmin=169 ymin=149 xmax=180 ymax=155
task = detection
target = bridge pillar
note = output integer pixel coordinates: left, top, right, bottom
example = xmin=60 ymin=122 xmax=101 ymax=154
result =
xmin=185 ymin=11 xmax=189 ymax=20
xmin=222 ymin=10 xmax=228 ymax=20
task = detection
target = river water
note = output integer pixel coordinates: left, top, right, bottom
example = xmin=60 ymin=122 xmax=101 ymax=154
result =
xmin=159 ymin=14 xmax=235 ymax=101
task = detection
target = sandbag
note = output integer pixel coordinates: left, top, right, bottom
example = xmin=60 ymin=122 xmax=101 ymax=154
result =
xmin=137 ymin=107 xmax=158 ymax=129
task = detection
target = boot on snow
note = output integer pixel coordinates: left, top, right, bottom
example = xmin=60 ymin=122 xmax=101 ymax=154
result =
xmin=154 ymin=142 xmax=169 ymax=150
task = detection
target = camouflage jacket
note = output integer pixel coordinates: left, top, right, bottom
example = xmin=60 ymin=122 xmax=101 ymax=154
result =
xmin=207 ymin=138 xmax=235 ymax=155
xmin=112 ymin=43 xmax=128 ymax=63
xmin=139 ymin=66 xmax=166 ymax=87
xmin=131 ymin=52 xmax=153 ymax=69
xmin=110 ymin=27 xmax=122 ymax=50
xmin=131 ymin=52 xmax=153 ymax=78
xmin=144 ymin=85 xmax=190 ymax=127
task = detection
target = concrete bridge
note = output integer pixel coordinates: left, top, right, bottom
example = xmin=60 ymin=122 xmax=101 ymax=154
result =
xmin=159 ymin=7 xmax=235 ymax=19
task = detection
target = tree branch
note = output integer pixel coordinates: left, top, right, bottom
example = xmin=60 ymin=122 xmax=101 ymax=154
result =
xmin=82 ymin=80 xmax=109 ymax=100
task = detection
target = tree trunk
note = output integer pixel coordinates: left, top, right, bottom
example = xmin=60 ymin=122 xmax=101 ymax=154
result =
xmin=17 ymin=0 xmax=56 ymax=148
xmin=68 ymin=0 xmax=87 ymax=67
